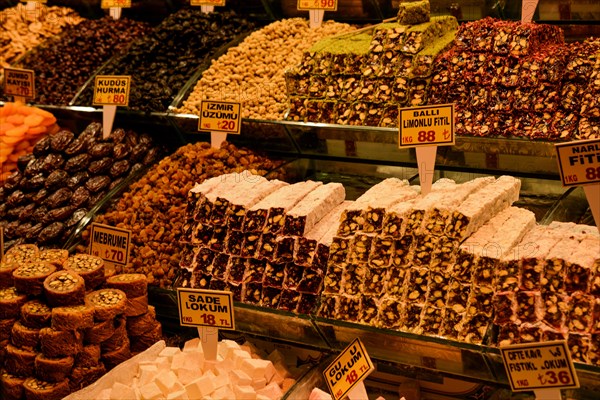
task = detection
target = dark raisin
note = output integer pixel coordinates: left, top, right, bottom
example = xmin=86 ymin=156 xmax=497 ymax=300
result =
xmin=17 ymin=154 xmax=35 ymax=172
xmin=64 ymin=153 xmax=91 ymax=172
xmin=21 ymin=173 xmax=46 ymax=191
xmin=46 ymin=205 xmax=75 ymax=222
xmin=45 ymin=170 xmax=69 ymax=190
xmin=89 ymin=143 xmax=113 ymax=159
xmin=66 ymin=208 xmax=88 ymax=229
xmin=24 ymin=158 xmax=45 ymax=177
xmin=64 ymin=137 xmax=87 ymax=156
xmin=110 ymin=128 xmax=126 ymax=144
xmin=18 ymin=203 xmax=36 ymax=222
xmin=33 ymin=188 xmax=49 ymax=205
xmin=85 ymin=176 xmax=110 ymax=193
xmin=38 ymin=222 xmax=65 ymax=244
xmin=6 ymin=190 xmax=26 ymax=206
xmin=109 ymin=160 xmax=130 ymax=178
xmin=31 ymin=205 xmax=49 ymax=223
xmin=112 ymin=143 xmax=130 ymax=160
xmin=66 ymin=171 xmax=90 ymax=189
xmin=33 ymin=136 xmax=52 ymax=157
xmin=25 ymin=223 xmax=44 ymax=241
xmin=45 ymin=188 xmax=73 ymax=209
xmin=89 ymin=157 xmax=113 ymax=175
xmin=71 ymin=186 xmax=91 ymax=208
xmin=50 ymin=130 xmax=75 ymax=152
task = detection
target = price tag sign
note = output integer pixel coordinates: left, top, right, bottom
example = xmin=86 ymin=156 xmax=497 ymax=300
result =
xmin=323 ymin=338 xmax=374 ymax=400
xmin=101 ymin=0 xmax=131 ymax=8
xmin=522 ymin=0 xmax=539 ymax=22
xmin=191 ymin=0 xmax=226 ymax=5
xmin=3 ymin=68 xmax=35 ymax=99
xmin=399 ymin=104 xmax=455 ymax=148
xmin=298 ymin=0 xmax=338 ymax=11
xmin=555 ymin=139 xmax=600 ymax=187
xmin=89 ymin=223 xmax=131 ymax=269
xmin=93 ymin=75 xmax=131 ymax=106
xmin=500 ymin=341 xmax=579 ymax=392
xmin=177 ymin=288 xmax=235 ymax=330
xmin=19 ymin=0 xmax=46 ymax=3
xmin=198 ymin=100 xmax=242 ymax=134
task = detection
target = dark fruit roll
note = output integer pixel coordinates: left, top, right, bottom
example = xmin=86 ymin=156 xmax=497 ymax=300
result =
xmin=51 ymin=304 xmax=95 ymax=331
xmin=22 ymin=377 xmax=70 ymax=400
xmin=63 ymin=254 xmax=105 ymax=290
xmin=43 ymin=270 xmax=85 ymax=307
xmin=84 ymin=288 xmax=126 ymax=321
xmin=0 ymin=287 xmax=28 ymax=319
xmin=12 ymin=262 xmax=57 ymax=296
xmin=21 ymin=300 xmax=52 ymax=329
xmin=34 ymin=353 xmax=75 ymax=383
xmin=105 ymin=273 xmax=148 ymax=298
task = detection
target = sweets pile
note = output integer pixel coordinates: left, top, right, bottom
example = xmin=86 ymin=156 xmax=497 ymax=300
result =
xmin=430 ymin=19 xmax=600 ymax=141
xmin=286 ymin=0 xmax=457 ymax=127
xmin=0 ymin=103 xmax=59 ymax=181
xmin=0 ymin=121 xmax=158 ymax=251
xmin=181 ymin=171 xmax=600 ymax=365
xmin=177 ymin=18 xmax=356 ymax=120
xmin=87 ymin=339 xmax=296 ymax=400
xmin=0 ymin=245 xmax=162 ymax=400
xmin=83 ymin=141 xmax=284 ymax=288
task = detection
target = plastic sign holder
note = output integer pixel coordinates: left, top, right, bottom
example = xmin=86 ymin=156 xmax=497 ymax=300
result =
xmin=198 ymin=100 xmax=242 ymax=149
xmin=323 ymin=338 xmax=374 ymax=400
xmin=298 ymin=1 xmax=338 ymax=28
xmin=192 ymin=0 xmax=225 ymax=14
xmin=92 ymin=75 xmax=131 ymax=139
xmin=101 ymin=0 xmax=131 ymax=20
xmin=398 ymin=103 xmax=455 ymax=196
xmin=500 ymin=340 xmax=579 ymax=399
xmin=3 ymin=67 xmax=35 ymax=103
xmin=555 ymin=138 xmax=600 ymax=232
xmin=89 ymin=222 xmax=131 ymax=272
xmin=176 ymin=288 xmax=235 ymax=360
xmin=522 ymin=0 xmax=540 ymax=23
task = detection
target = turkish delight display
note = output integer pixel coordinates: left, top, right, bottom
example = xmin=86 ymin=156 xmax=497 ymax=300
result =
xmin=287 ymin=4 xmax=458 ymax=127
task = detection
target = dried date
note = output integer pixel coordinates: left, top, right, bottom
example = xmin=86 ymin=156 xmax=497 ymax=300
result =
xmin=71 ymin=187 xmax=91 ymax=208
xmin=6 ymin=190 xmax=25 ymax=207
xmin=89 ymin=143 xmax=113 ymax=159
xmin=17 ymin=154 xmax=35 ymax=172
xmin=22 ymin=174 xmax=46 ymax=191
xmin=25 ymin=223 xmax=44 ymax=241
xmin=50 ymin=130 xmax=75 ymax=152
xmin=109 ymin=178 xmax=124 ymax=191
xmin=109 ymin=128 xmax=126 ymax=144
xmin=89 ymin=158 xmax=113 ymax=175
xmin=41 ymin=154 xmax=65 ymax=173
xmin=45 ymin=188 xmax=73 ymax=209
xmin=130 ymin=144 xmax=149 ymax=162
xmin=85 ymin=176 xmax=110 ymax=193
xmin=65 ymin=154 xmax=92 ymax=172
xmin=64 ymin=137 xmax=87 ymax=156
xmin=32 ymin=189 xmax=49 ymax=205
xmin=31 ymin=206 xmax=49 ymax=223
xmin=33 ymin=136 xmax=52 ymax=157
xmin=46 ymin=205 xmax=76 ymax=222
xmin=15 ymin=222 xmax=33 ymax=238
xmin=66 ymin=209 xmax=88 ymax=229
xmin=45 ymin=170 xmax=69 ymax=190
xmin=38 ymin=222 xmax=65 ymax=244
xmin=7 ymin=206 xmax=24 ymax=220
xmin=5 ymin=170 xmax=22 ymax=187
xmin=142 ymin=148 xmax=159 ymax=165
xmin=66 ymin=171 xmax=90 ymax=189
xmin=87 ymin=191 xmax=105 ymax=208
xmin=112 ymin=143 xmax=130 ymax=160
xmin=18 ymin=203 xmax=36 ymax=222
xmin=109 ymin=160 xmax=130 ymax=178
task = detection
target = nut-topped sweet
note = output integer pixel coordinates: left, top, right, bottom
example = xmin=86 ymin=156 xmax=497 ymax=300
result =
xmin=105 ymin=273 xmax=147 ymax=298
xmin=84 ymin=288 xmax=126 ymax=321
xmin=23 ymin=376 xmax=70 ymax=400
xmin=35 ymin=249 xmax=69 ymax=269
xmin=43 ymin=271 xmax=86 ymax=307
xmin=0 ymin=287 xmax=28 ymax=319
xmin=64 ymin=254 xmax=105 ymax=290
xmin=12 ymin=262 xmax=57 ymax=296
xmin=21 ymin=300 xmax=52 ymax=329
xmin=0 ymin=261 xmax=18 ymax=288
xmin=2 ymin=244 xmax=39 ymax=266
xmin=51 ymin=304 xmax=94 ymax=331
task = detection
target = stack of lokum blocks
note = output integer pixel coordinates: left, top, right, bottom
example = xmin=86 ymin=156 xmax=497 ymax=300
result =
xmin=286 ymin=9 xmax=457 ymax=127
xmin=431 ymin=18 xmax=600 ymax=141
xmin=180 ymin=172 xmax=347 ymax=314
